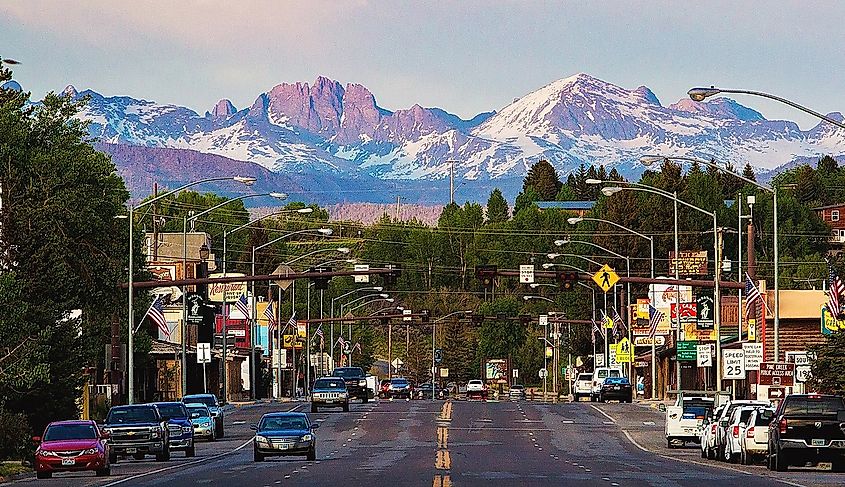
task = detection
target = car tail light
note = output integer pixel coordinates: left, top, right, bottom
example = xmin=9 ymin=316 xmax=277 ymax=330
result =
xmin=746 ymin=427 xmax=755 ymax=438
xmin=779 ymin=418 xmax=788 ymax=434
xmin=732 ymin=426 xmax=739 ymax=437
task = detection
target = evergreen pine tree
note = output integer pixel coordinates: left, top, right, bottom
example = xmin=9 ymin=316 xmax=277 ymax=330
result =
xmin=485 ymin=189 xmax=509 ymax=224
xmin=742 ymin=163 xmax=757 ymax=182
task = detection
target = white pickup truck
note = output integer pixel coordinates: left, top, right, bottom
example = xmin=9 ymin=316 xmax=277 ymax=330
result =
xmin=664 ymin=392 xmax=727 ymax=448
xmin=466 ymin=380 xmax=488 ymax=400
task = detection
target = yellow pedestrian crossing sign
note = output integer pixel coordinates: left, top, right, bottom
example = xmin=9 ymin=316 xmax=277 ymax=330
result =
xmin=592 ymin=264 xmax=619 ymax=293
xmin=615 ymin=338 xmax=632 ymax=363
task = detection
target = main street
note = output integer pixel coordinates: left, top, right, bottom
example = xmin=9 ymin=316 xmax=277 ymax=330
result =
xmin=5 ymin=399 xmax=844 ymax=486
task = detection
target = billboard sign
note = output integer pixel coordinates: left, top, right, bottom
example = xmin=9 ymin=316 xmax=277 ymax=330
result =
xmin=485 ymin=359 xmax=508 ymax=382
xmin=669 ymin=250 xmax=708 ymax=275
xmin=696 ymin=292 xmax=715 ymax=329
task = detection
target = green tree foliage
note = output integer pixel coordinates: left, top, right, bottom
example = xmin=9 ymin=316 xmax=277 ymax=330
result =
xmin=485 ymin=189 xmax=509 ymax=224
xmin=522 ymin=160 xmax=561 ymax=200
xmin=1 ymin=65 xmax=137 ymax=432
xmin=808 ymin=331 xmax=845 ymax=395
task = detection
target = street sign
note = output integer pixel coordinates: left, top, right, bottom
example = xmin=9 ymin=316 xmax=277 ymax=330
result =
xmin=592 ymin=264 xmax=619 ymax=293
xmin=615 ymin=338 xmax=632 ymax=363
xmin=282 ymin=334 xmax=303 ymax=349
xmin=297 ymin=321 xmax=307 ymax=338
xmin=677 ymin=341 xmax=698 ymax=361
xmin=545 ymin=346 xmax=553 ymax=358
xmin=519 ymin=265 xmax=535 ymax=284
xmin=272 ymin=264 xmax=296 ymax=290
xmin=196 ymin=342 xmax=211 ymax=364
xmin=434 ymin=348 xmax=443 ymax=364
xmin=786 ymin=352 xmax=811 ymax=383
xmin=768 ymin=387 xmax=786 ymax=400
xmin=748 ymin=318 xmax=757 ymax=341
xmin=723 ymin=350 xmax=746 ymax=379
xmin=391 ymin=358 xmax=404 ymax=371
xmin=513 ymin=369 xmax=519 ymax=378
xmin=353 ymin=264 xmax=370 ymax=283
xmin=403 ymin=309 xmax=413 ymax=322
xmin=696 ymin=293 xmax=715 ymax=329
xmin=742 ymin=343 xmax=764 ymax=371
xmin=440 ymin=368 xmax=449 ymax=378
xmin=594 ymin=354 xmax=605 ymax=367
xmin=634 ymin=336 xmax=665 ymax=347
xmin=668 ymin=250 xmax=708 ymax=275
xmin=279 ymin=349 xmax=288 ymax=368
xmin=538 ymin=368 xmax=548 ymax=379
xmin=758 ymin=362 xmax=795 ymax=387
xmin=609 ymin=347 xmax=620 ymax=367
xmin=697 ymin=344 xmax=713 ymax=367
xmin=539 ymin=314 xmax=548 ymax=327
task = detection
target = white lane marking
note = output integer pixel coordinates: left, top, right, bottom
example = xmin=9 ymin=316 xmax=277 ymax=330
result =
xmin=232 ymin=420 xmax=246 ymax=425
xmin=620 ymin=430 xmax=808 ymax=487
xmin=562 ymin=420 xmax=574 ymax=424
xmin=102 ymin=405 xmax=301 ymax=487
xmin=590 ymin=405 xmax=617 ymax=423
xmin=642 ymin=421 xmax=655 ymax=426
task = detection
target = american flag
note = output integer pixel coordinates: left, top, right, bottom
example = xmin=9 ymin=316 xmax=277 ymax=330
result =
xmin=611 ymin=307 xmax=626 ymax=337
xmin=313 ymin=325 xmax=324 ymax=348
xmin=264 ymin=302 xmax=277 ymax=336
xmin=744 ymin=273 xmax=764 ymax=318
xmin=591 ymin=319 xmax=604 ymax=344
xmin=352 ymin=342 xmax=361 ymax=353
xmin=828 ymin=263 xmax=845 ymax=318
xmin=146 ymin=295 xmax=171 ymax=339
xmin=648 ymin=305 xmax=664 ymax=338
xmin=337 ymin=336 xmax=347 ymax=349
xmin=235 ymin=294 xmax=251 ymax=320
xmin=286 ymin=312 xmax=296 ymax=329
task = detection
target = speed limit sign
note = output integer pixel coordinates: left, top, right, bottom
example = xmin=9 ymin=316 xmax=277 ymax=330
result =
xmin=723 ymin=349 xmax=746 ymax=380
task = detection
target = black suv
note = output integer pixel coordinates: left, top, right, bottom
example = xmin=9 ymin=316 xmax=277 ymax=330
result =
xmin=331 ymin=367 xmax=368 ymax=403
xmin=768 ymin=394 xmax=845 ymax=471
xmin=103 ymin=405 xmax=170 ymax=462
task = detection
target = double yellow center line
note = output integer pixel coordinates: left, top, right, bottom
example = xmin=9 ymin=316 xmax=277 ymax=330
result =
xmin=433 ymin=401 xmax=453 ymax=486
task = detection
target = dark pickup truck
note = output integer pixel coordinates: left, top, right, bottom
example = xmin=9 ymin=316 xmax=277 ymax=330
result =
xmin=331 ymin=367 xmax=369 ymax=403
xmin=767 ymin=394 xmax=845 ymax=472
xmin=103 ymin=405 xmax=170 ymax=462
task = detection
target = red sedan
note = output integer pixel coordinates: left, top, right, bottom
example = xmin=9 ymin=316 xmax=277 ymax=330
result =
xmin=34 ymin=420 xmax=111 ymax=479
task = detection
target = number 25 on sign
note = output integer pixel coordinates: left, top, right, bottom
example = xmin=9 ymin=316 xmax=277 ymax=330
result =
xmin=722 ymin=349 xmax=745 ymax=379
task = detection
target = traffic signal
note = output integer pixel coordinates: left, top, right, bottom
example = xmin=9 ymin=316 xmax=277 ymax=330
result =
xmin=475 ymin=265 xmax=497 ymax=289
xmin=558 ymin=271 xmax=578 ymax=290
xmin=383 ymin=264 xmax=402 ymax=286
xmin=420 ymin=309 xmax=430 ymax=322
xmin=309 ymin=266 xmax=332 ymax=290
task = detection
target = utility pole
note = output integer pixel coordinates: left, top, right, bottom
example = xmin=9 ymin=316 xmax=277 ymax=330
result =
xmin=152 ymin=183 xmax=159 ymax=261
xmin=448 ymin=160 xmax=456 ymax=205
xmin=396 ymin=195 xmax=401 ymax=221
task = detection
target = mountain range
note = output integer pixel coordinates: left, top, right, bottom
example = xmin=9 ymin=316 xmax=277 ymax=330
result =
xmin=54 ymin=73 xmax=845 ymax=204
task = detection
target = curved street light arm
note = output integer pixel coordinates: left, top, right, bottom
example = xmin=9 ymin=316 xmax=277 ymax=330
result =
xmin=135 ymin=176 xmax=254 ymax=209
xmin=347 ymin=298 xmax=394 ymax=314
xmin=255 ymin=228 xmax=332 ymax=252
xmin=571 ymin=217 xmax=652 ymax=242
xmin=226 ymin=207 xmax=312 ymax=237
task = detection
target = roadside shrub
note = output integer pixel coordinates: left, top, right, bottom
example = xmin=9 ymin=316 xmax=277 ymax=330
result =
xmin=0 ymin=409 xmax=33 ymax=460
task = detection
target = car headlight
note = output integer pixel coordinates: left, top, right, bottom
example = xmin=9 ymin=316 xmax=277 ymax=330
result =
xmin=255 ymin=435 xmax=271 ymax=446
xmin=201 ymin=421 xmax=211 ymax=427
xmin=339 ymin=392 xmax=348 ymax=398
xmin=38 ymin=449 xmax=57 ymax=457
xmin=301 ymin=434 xmax=312 ymax=442
xmin=359 ymin=379 xmax=367 ymax=386
xmin=151 ymin=428 xmax=161 ymax=439
xmin=81 ymin=448 xmax=98 ymax=455
xmin=182 ymin=426 xmax=193 ymax=434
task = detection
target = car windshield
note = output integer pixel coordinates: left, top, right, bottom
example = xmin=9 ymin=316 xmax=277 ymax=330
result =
xmin=604 ymin=377 xmax=629 ymax=385
xmin=783 ymin=397 xmax=845 ymax=417
xmin=156 ymin=404 xmax=188 ymax=419
xmin=333 ymin=368 xmax=364 ymax=378
xmin=512 ymin=385 xmax=524 ymax=390
xmin=183 ymin=395 xmax=217 ymax=407
xmin=44 ymin=424 xmax=98 ymax=441
xmin=392 ymin=379 xmax=409 ymax=386
xmin=578 ymin=374 xmax=592 ymax=381
xmin=260 ymin=416 xmax=308 ymax=431
xmin=187 ymin=406 xmax=210 ymax=418
xmin=314 ymin=379 xmax=345 ymax=389
xmin=107 ymin=407 xmax=157 ymax=424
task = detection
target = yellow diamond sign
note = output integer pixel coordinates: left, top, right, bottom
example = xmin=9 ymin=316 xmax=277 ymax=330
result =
xmin=592 ymin=264 xmax=619 ymax=293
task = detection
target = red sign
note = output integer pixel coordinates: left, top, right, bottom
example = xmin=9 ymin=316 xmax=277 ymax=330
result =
xmin=758 ymin=362 xmax=795 ymax=386
xmin=670 ymin=302 xmax=697 ymax=323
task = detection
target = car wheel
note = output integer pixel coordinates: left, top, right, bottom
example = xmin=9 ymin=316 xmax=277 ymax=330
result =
xmin=36 ymin=471 xmax=52 ymax=479
xmin=95 ymin=466 xmax=111 ymax=477
xmin=667 ymin=438 xmax=674 ymax=449
xmin=156 ymin=446 xmax=170 ymax=462
xmin=109 ymin=453 xmax=118 ymax=464
xmin=186 ymin=445 xmax=195 ymax=457
xmin=362 ymin=395 xmax=369 ymax=404
xmin=306 ymin=447 xmax=316 ymax=461
xmin=311 ymin=404 xmax=318 ymax=413
xmin=254 ymin=448 xmax=264 ymax=462
xmin=774 ymin=448 xmax=788 ymax=471
xmin=740 ymin=449 xmax=748 ymax=465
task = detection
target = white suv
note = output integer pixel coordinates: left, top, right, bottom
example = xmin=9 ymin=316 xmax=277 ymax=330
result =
xmin=574 ymin=373 xmax=593 ymax=401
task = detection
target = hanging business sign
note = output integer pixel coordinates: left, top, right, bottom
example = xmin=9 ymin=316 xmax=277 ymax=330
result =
xmin=186 ymin=293 xmax=205 ymax=324
xmin=634 ymin=336 xmax=665 ymax=347
xmin=696 ymin=293 xmax=715 ymax=329
xmin=670 ymin=302 xmax=697 ymax=324
xmin=821 ymin=305 xmax=845 ymax=335
xmin=208 ymin=273 xmax=248 ymax=303
xmin=669 ymin=250 xmax=708 ymax=275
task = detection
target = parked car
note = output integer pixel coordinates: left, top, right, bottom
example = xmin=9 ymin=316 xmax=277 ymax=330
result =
xmin=701 ymin=404 xmax=727 ymax=459
xmin=590 ymin=367 xmax=624 ymax=401
xmin=509 ymin=384 xmax=526 ymax=400
xmin=723 ymin=405 xmax=761 ymax=463
xmin=466 ymin=380 xmax=488 ymax=400
xmin=153 ymin=402 xmax=195 ymax=457
xmin=252 ymin=412 xmax=318 ymax=462
xmin=103 ymin=404 xmax=170 ymax=462
xmin=34 ymin=420 xmax=111 ymax=479
xmin=379 ymin=379 xmax=391 ymax=399
xmin=332 ymin=367 xmax=369 ymax=403
xmin=597 ymin=377 xmax=633 ymax=403
xmin=182 ymin=394 xmax=224 ymax=438
xmin=417 ymin=382 xmax=448 ymax=399
xmin=714 ymin=400 xmax=769 ymax=460
xmin=574 ymin=373 xmax=593 ymax=401
xmin=768 ymin=394 xmax=845 ymax=471
xmin=387 ymin=377 xmax=413 ymax=399
xmin=311 ymin=377 xmax=350 ymax=412
xmin=665 ymin=394 xmax=714 ymax=448
xmin=740 ymin=407 xmax=775 ymax=465
xmin=185 ymin=403 xmax=215 ymax=441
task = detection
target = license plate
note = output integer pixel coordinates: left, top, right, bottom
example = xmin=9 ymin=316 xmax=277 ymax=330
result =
xmin=61 ymin=458 xmax=75 ymax=466
xmin=812 ymin=439 xmax=825 ymax=447
xmin=126 ymin=447 xmax=137 ymax=454
xmin=614 ymin=386 xmax=620 ymax=390
xmin=277 ymin=443 xmax=291 ymax=450
xmin=818 ymin=462 xmax=833 ymax=471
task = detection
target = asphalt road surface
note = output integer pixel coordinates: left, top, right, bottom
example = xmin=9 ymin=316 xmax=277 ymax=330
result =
xmin=5 ymin=398 xmax=845 ymax=486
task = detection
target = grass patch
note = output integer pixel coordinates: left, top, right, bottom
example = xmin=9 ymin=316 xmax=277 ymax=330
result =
xmin=0 ymin=462 xmax=31 ymax=479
